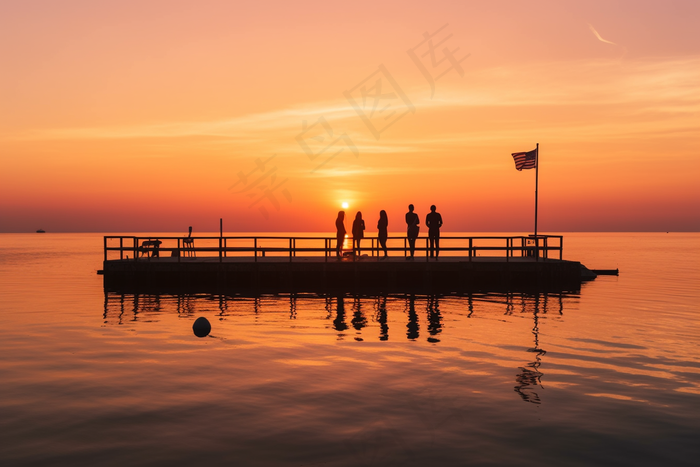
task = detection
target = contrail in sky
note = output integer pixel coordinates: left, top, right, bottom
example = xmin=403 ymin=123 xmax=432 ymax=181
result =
xmin=588 ymin=24 xmax=617 ymax=45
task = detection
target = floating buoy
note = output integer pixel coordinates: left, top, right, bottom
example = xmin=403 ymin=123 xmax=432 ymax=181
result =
xmin=193 ymin=317 xmax=211 ymax=337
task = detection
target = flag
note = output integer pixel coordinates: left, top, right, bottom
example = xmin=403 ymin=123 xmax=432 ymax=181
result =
xmin=511 ymin=149 xmax=537 ymax=171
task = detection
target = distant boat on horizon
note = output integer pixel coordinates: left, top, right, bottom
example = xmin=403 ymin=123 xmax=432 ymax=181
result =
xmin=36 ymin=229 xmax=45 ymax=233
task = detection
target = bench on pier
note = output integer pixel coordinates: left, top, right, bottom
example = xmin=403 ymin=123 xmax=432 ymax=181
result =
xmin=139 ymin=239 xmax=162 ymax=258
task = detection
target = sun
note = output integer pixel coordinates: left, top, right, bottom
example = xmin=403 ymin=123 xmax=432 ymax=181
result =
xmin=341 ymin=202 xmax=349 ymax=209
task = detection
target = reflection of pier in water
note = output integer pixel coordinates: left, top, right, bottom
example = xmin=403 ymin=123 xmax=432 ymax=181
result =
xmin=104 ymin=292 xmax=568 ymax=404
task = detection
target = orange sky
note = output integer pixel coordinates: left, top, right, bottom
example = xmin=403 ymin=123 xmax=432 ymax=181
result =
xmin=1 ymin=0 xmax=698 ymax=232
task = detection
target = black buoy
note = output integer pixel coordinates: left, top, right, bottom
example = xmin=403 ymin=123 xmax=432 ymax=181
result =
xmin=193 ymin=317 xmax=211 ymax=338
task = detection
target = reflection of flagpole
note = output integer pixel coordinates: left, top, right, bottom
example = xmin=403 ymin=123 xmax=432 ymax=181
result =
xmin=534 ymin=143 xmax=539 ymax=238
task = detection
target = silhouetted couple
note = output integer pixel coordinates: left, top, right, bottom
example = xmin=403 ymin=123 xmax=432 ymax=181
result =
xmin=335 ymin=211 xmax=366 ymax=258
xmin=405 ymin=204 xmax=442 ymax=259
xmin=336 ymin=210 xmax=389 ymax=259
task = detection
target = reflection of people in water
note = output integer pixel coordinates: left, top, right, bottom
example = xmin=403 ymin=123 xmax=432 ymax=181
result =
xmin=352 ymin=212 xmax=365 ymax=257
xmin=426 ymin=295 xmax=442 ymax=343
xmin=335 ymin=211 xmax=346 ymax=258
xmin=425 ymin=205 xmax=443 ymax=259
xmin=377 ymin=210 xmax=389 ymax=259
xmin=375 ymin=296 xmax=389 ymax=341
xmin=351 ymin=296 xmax=367 ymax=341
xmin=333 ymin=295 xmax=348 ymax=333
xmin=405 ymin=204 xmax=420 ymax=260
xmin=406 ymin=294 xmax=419 ymax=339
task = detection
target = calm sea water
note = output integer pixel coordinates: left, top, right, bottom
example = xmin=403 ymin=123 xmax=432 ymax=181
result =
xmin=1 ymin=232 xmax=699 ymax=466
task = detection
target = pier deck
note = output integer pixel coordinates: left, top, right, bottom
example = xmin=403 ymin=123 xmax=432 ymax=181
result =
xmin=102 ymin=235 xmax=582 ymax=293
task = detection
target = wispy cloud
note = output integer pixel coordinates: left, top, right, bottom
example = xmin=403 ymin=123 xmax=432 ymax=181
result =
xmin=16 ymin=102 xmax=359 ymax=141
xmin=9 ymin=58 xmax=698 ymax=156
xmin=588 ymin=24 xmax=618 ymax=46
xmin=587 ymin=23 xmax=627 ymax=58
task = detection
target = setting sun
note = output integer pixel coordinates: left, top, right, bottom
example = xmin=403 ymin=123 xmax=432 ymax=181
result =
xmin=0 ymin=0 xmax=697 ymax=234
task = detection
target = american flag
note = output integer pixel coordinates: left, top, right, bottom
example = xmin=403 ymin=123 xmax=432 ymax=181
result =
xmin=511 ymin=149 xmax=537 ymax=171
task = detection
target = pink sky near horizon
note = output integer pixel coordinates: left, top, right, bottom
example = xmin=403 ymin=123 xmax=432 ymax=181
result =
xmin=1 ymin=0 xmax=699 ymax=233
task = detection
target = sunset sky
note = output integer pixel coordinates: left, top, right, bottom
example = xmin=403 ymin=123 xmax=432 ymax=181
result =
xmin=1 ymin=0 xmax=698 ymax=232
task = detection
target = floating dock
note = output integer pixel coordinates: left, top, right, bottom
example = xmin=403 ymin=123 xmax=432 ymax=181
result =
xmin=102 ymin=235 xmax=586 ymax=293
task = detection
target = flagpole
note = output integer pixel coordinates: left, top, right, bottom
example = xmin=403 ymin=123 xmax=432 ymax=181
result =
xmin=534 ymin=143 xmax=539 ymax=255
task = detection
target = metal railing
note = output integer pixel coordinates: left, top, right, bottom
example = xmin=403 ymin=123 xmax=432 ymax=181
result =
xmin=104 ymin=235 xmax=563 ymax=263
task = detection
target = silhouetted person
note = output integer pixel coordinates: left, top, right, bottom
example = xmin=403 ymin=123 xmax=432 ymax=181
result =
xmin=377 ymin=210 xmax=389 ymax=259
xmin=352 ymin=211 xmax=365 ymax=257
xmin=426 ymin=205 xmax=443 ymax=259
xmin=405 ymin=204 xmax=419 ymax=259
xmin=335 ymin=211 xmax=346 ymax=258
